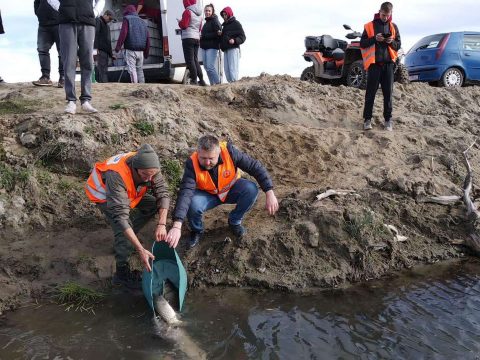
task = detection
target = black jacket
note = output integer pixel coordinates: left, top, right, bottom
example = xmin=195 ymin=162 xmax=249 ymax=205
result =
xmin=173 ymin=142 xmax=273 ymax=222
xmin=59 ymin=0 xmax=95 ymax=26
xmin=200 ymin=14 xmax=221 ymax=50
xmin=94 ymin=16 xmax=112 ymax=56
xmin=360 ymin=19 xmax=401 ymax=64
xmin=220 ymin=16 xmax=246 ymax=51
xmin=34 ymin=0 xmax=59 ymax=27
xmin=0 ymin=11 xmax=4 ymax=34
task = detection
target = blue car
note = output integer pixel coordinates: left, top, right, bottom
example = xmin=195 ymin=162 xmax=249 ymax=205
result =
xmin=405 ymin=31 xmax=480 ymax=87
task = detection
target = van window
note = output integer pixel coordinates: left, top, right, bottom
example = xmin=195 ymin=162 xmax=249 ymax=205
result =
xmin=410 ymin=34 xmax=447 ymax=52
xmin=463 ymin=34 xmax=480 ymax=50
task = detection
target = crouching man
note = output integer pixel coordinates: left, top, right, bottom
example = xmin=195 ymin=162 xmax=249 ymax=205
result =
xmin=85 ymin=144 xmax=170 ymax=287
xmin=165 ymin=134 xmax=279 ymax=249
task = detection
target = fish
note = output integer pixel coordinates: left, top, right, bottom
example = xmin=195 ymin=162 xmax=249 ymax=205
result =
xmin=154 ymin=294 xmax=182 ymax=326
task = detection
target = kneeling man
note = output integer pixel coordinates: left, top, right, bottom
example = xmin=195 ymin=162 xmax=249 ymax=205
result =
xmin=166 ymin=134 xmax=279 ymax=249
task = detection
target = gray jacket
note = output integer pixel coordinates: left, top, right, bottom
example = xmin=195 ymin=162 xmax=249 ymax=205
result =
xmin=180 ymin=3 xmax=202 ymax=40
xmin=102 ymin=157 xmax=170 ymax=231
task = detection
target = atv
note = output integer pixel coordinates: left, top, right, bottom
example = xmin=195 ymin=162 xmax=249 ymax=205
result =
xmin=300 ymin=24 xmax=409 ymax=89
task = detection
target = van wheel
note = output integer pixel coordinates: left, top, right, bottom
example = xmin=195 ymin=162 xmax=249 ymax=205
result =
xmin=300 ymin=66 xmax=317 ymax=83
xmin=441 ymin=68 xmax=464 ymax=87
xmin=346 ymin=60 xmax=367 ymax=89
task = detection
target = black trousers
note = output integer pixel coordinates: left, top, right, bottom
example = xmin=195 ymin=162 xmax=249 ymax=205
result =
xmin=96 ymin=50 xmax=109 ymax=83
xmin=37 ymin=25 xmax=64 ymax=78
xmin=363 ymin=62 xmax=394 ymax=122
xmin=182 ymin=38 xmax=204 ymax=83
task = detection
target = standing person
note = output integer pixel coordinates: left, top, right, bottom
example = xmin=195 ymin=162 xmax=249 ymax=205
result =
xmin=200 ymin=4 xmax=221 ymax=85
xmin=178 ymin=0 xmax=206 ymax=86
xmin=85 ymin=144 xmax=171 ymax=286
xmin=219 ymin=6 xmax=245 ymax=83
xmin=47 ymin=0 xmax=105 ymax=114
xmin=361 ymin=2 xmax=401 ymax=132
xmin=115 ymin=5 xmax=150 ymax=84
xmin=33 ymin=0 xmax=64 ymax=88
xmin=94 ymin=10 xmax=115 ymax=83
xmin=0 ymin=10 xmax=4 ymax=83
xmin=165 ymin=135 xmax=279 ymax=250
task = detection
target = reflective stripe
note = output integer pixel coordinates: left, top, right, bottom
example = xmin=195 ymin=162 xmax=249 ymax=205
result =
xmin=218 ymin=192 xmax=228 ymax=201
xmin=91 ymin=169 xmax=104 ymax=190
xmin=86 ymin=184 xmax=106 ymax=200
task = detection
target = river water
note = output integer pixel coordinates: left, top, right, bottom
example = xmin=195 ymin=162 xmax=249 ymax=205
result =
xmin=1 ymin=259 xmax=480 ymax=359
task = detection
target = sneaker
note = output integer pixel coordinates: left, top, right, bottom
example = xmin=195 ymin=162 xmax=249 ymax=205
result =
xmin=112 ymin=265 xmax=142 ymax=289
xmin=229 ymin=223 xmax=246 ymax=239
xmin=81 ymin=101 xmax=98 ymax=113
xmin=64 ymin=101 xmax=76 ymax=114
xmin=57 ymin=77 xmax=65 ymax=88
xmin=199 ymin=79 xmax=207 ymax=87
xmin=363 ymin=119 xmax=373 ymax=130
xmin=32 ymin=76 xmax=53 ymax=87
xmin=187 ymin=232 xmax=202 ymax=250
xmin=385 ymin=120 xmax=393 ymax=131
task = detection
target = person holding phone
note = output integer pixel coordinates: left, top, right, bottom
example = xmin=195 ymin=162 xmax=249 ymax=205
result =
xmin=360 ymin=2 xmax=401 ymax=131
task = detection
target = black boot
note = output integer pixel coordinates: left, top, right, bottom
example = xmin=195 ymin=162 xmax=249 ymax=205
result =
xmin=229 ymin=223 xmax=246 ymax=239
xmin=187 ymin=232 xmax=202 ymax=250
xmin=112 ymin=264 xmax=141 ymax=289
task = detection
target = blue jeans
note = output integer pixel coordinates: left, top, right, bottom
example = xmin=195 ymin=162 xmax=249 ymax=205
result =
xmin=223 ymin=47 xmax=240 ymax=83
xmin=187 ymin=179 xmax=259 ymax=233
xmin=201 ymin=48 xmax=220 ymax=85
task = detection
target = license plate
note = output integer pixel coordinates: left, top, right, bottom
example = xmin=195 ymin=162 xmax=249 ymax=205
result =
xmin=408 ymin=75 xmax=419 ymax=81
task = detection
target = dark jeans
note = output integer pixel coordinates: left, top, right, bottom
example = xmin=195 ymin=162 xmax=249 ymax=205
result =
xmin=37 ymin=25 xmax=64 ymax=79
xmin=97 ymin=194 xmax=157 ymax=267
xmin=187 ymin=179 xmax=259 ymax=233
xmin=182 ymin=38 xmax=204 ymax=84
xmin=96 ymin=50 xmax=109 ymax=83
xmin=363 ymin=62 xmax=394 ymax=122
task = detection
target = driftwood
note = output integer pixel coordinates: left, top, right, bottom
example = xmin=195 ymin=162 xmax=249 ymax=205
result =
xmin=316 ymin=189 xmax=358 ymax=201
xmin=384 ymin=224 xmax=408 ymax=242
xmin=420 ymin=195 xmax=462 ymax=205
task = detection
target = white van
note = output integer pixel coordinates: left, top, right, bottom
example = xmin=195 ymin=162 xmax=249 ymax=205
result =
xmin=103 ymin=0 xmax=203 ymax=83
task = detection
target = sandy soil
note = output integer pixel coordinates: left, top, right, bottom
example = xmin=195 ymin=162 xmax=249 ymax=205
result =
xmin=1 ymin=75 xmax=480 ymax=313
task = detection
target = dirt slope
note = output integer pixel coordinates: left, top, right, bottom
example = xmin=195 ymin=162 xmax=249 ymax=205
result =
xmin=1 ymin=75 xmax=480 ymax=313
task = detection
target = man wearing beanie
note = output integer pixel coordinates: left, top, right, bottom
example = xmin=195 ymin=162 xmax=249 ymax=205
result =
xmin=85 ymin=144 xmax=170 ymax=288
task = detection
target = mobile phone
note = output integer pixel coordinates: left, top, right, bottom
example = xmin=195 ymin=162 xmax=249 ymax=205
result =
xmin=383 ymin=33 xmax=392 ymax=38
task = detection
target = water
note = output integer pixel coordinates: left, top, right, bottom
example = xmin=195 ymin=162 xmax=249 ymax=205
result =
xmin=1 ymin=260 xmax=480 ymax=359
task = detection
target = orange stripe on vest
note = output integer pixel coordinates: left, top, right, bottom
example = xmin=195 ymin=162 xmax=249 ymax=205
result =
xmin=361 ymin=21 xmax=398 ymax=70
xmin=191 ymin=142 xmax=240 ymax=202
xmin=85 ymin=152 xmax=147 ymax=209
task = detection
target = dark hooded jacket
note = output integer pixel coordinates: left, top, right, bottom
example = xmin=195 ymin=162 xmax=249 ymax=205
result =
xmin=219 ymin=7 xmax=245 ymax=51
xmin=200 ymin=14 xmax=221 ymax=50
xmin=34 ymin=0 xmax=59 ymax=27
xmin=58 ymin=0 xmax=96 ymax=26
xmin=360 ymin=14 xmax=401 ymax=64
xmin=95 ymin=15 xmax=112 ymax=57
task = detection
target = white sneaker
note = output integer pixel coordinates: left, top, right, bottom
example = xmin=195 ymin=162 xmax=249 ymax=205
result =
xmin=64 ymin=101 xmax=76 ymax=114
xmin=81 ymin=101 xmax=98 ymax=113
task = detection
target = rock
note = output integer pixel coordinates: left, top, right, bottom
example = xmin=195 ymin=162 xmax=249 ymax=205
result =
xmin=214 ymin=87 xmax=235 ymax=103
xmin=19 ymin=132 xmax=38 ymax=148
xmin=296 ymin=221 xmax=320 ymax=248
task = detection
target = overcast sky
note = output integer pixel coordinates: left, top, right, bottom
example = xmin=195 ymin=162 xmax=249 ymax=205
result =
xmin=1 ymin=0 xmax=480 ymax=82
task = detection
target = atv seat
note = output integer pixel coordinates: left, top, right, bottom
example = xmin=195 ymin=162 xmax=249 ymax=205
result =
xmin=322 ymin=35 xmax=339 ymax=57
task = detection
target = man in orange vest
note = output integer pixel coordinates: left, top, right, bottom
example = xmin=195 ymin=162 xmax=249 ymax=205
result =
xmin=85 ymin=144 xmax=171 ymax=287
xmin=360 ymin=2 xmax=401 ymax=131
xmin=165 ymin=134 xmax=279 ymax=250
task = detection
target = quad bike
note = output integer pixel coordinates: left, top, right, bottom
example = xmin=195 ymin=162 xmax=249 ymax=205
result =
xmin=300 ymin=24 xmax=409 ymax=89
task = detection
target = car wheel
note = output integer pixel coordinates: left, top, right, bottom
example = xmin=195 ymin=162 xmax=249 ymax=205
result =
xmin=346 ymin=60 xmax=367 ymax=89
xmin=394 ymin=63 xmax=410 ymax=84
xmin=441 ymin=68 xmax=464 ymax=87
xmin=300 ymin=66 xmax=317 ymax=83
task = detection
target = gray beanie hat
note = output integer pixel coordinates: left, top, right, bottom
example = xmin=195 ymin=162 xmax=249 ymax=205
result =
xmin=132 ymin=144 xmax=160 ymax=169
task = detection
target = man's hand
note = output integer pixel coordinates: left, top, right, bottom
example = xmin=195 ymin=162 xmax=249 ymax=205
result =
xmin=155 ymin=224 xmax=167 ymax=242
xmin=166 ymin=221 xmax=182 ymax=248
xmin=229 ymin=38 xmax=235 ymax=45
xmin=138 ymin=247 xmax=155 ymax=272
xmin=385 ymin=37 xmax=394 ymax=44
xmin=375 ymin=33 xmax=385 ymax=42
xmin=265 ymin=190 xmax=279 ymax=215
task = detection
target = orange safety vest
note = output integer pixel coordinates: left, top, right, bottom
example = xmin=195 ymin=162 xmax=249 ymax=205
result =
xmin=85 ymin=152 xmax=148 ymax=209
xmin=191 ymin=142 xmax=240 ymax=202
xmin=361 ymin=21 xmax=398 ymax=70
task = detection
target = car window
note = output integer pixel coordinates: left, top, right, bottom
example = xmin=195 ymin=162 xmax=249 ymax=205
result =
xmin=463 ymin=34 xmax=480 ymax=50
xmin=411 ymin=34 xmax=446 ymax=52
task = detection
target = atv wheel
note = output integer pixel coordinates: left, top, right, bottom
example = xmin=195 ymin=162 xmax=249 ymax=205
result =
xmin=394 ymin=63 xmax=410 ymax=84
xmin=346 ymin=60 xmax=367 ymax=89
xmin=300 ymin=66 xmax=317 ymax=83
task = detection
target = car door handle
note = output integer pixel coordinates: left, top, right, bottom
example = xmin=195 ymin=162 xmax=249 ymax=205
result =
xmin=464 ymin=52 xmax=471 ymax=56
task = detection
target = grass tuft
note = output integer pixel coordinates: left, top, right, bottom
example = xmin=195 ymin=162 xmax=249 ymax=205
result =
xmin=133 ymin=121 xmax=155 ymax=136
xmin=161 ymin=159 xmax=183 ymax=194
xmin=55 ymin=282 xmax=105 ymax=314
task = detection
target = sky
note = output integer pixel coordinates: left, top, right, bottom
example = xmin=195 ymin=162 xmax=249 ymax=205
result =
xmin=1 ymin=0 xmax=480 ymax=83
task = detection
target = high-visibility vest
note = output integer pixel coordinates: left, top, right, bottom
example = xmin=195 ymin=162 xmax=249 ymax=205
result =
xmin=361 ymin=21 xmax=398 ymax=70
xmin=85 ymin=152 xmax=148 ymax=208
xmin=191 ymin=142 xmax=240 ymax=202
